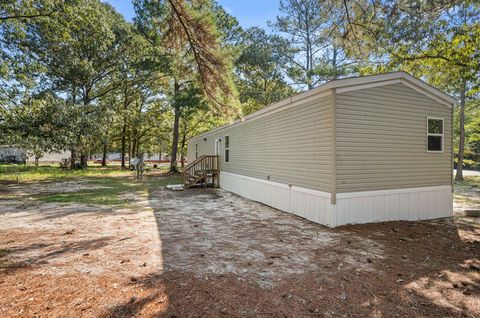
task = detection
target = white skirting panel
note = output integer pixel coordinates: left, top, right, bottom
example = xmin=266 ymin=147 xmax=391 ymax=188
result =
xmin=219 ymin=172 xmax=334 ymax=226
xmin=219 ymin=172 xmax=453 ymax=228
xmin=333 ymin=185 xmax=453 ymax=227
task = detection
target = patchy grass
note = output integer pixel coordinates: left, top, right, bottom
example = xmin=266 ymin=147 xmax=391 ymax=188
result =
xmin=464 ymin=175 xmax=480 ymax=188
xmin=454 ymin=195 xmax=480 ymax=207
xmin=455 ymin=176 xmax=480 ymax=188
xmin=454 ymin=176 xmax=480 ymax=208
xmin=0 ymin=165 xmax=128 ymax=182
xmin=36 ymin=175 xmax=182 ymax=206
xmin=0 ymin=164 xmax=168 ymax=183
xmin=39 ymin=188 xmax=128 ymax=205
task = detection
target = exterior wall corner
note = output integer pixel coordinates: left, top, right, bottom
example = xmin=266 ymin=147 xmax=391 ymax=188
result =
xmin=330 ymin=88 xmax=337 ymax=205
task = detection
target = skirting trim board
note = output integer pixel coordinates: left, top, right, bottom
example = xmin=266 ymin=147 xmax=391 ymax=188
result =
xmin=219 ymin=172 xmax=453 ymax=227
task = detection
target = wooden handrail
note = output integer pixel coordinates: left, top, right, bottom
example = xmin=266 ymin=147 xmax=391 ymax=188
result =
xmin=184 ymin=155 xmax=206 ymax=171
xmin=182 ymin=155 xmax=219 ymax=186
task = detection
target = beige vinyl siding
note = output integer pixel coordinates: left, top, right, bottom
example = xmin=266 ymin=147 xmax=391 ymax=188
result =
xmin=335 ymin=83 xmax=452 ymax=193
xmin=188 ymin=95 xmax=333 ymax=192
xmin=187 ymin=136 xmax=215 ymax=163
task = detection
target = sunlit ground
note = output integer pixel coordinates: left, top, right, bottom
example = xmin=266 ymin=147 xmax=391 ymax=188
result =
xmin=0 ymin=169 xmax=478 ymax=317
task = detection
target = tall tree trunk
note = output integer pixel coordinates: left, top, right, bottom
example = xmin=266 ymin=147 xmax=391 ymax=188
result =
xmin=305 ymin=14 xmax=313 ymax=90
xmin=132 ymin=137 xmax=137 ymax=160
xmin=158 ymin=144 xmax=162 ymax=163
xmin=128 ymin=135 xmax=132 ymax=168
xmin=332 ymin=45 xmax=338 ymax=80
xmin=121 ymin=119 xmax=127 ymax=169
xmin=69 ymin=86 xmax=77 ymax=170
xmin=170 ymin=80 xmax=181 ymax=172
xmin=455 ymin=79 xmax=467 ymax=181
xmin=180 ymin=130 xmax=187 ymax=169
xmin=101 ymin=143 xmax=107 ymax=167
xmin=70 ymin=148 xmax=76 ymax=169
xmin=306 ymin=38 xmax=312 ymax=89
xmin=120 ymin=78 xmax=130 ymax=169
xmin=79 ymin=94 xmax=91 ymax=170
xmin=170 ymin=104 xmax=181 ymax=172
xmin=80 ymin=153 xmax=88 ymax=169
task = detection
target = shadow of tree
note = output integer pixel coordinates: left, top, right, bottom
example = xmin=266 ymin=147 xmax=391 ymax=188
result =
xmin=336 ymin=219 xmax=480 ymax=316
xmin=102 ymin=273 xmax=168 ymax=318
xmin=17 ymin=173 xmax=473 ymax=318
xmin=2 ymin=237 xmax=113 ymax=272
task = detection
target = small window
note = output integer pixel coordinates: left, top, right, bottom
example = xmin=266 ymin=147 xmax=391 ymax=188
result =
xmin=195 ymin=144 xmax=198 ymax=159
xmin=427 ymin=117 xmax=444 ymax=152
xmin=224 ymin=136 xmax=230 ymax=162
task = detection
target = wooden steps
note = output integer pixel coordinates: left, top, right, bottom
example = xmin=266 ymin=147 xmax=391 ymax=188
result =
xmin=182 ymin=155 xmax=219 ymax=189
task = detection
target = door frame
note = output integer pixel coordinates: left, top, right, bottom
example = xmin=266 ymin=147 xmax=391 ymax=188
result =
xmin=214 ymin=138 xmax=221 ymax=156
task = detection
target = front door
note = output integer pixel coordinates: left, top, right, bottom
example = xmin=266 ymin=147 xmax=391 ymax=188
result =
xmin=214 ymin=139 xmax=220 ymax=155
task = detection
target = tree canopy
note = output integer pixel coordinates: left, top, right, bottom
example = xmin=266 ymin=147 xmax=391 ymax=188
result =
xmin=0 ymin=0 xmax=478 ymax=176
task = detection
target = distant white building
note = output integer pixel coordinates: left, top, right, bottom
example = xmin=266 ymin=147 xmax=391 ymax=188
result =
xmin=0 ymin=145 xmax=26 ymax=163
xmin=91 ymin=152 xmax=170 ymax=162
xmin=27 ymin=150 xmax=71 ymax=163
xmin=0 ymin=145 xmax=70 ymax=164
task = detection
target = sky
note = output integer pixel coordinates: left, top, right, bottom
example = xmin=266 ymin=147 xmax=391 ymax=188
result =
xmin=104 ymin=0 xmax=281 ymax=29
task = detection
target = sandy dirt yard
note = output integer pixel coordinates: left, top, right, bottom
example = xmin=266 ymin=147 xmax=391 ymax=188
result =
xmin=0 ymin=174 xmax=479 ymax=317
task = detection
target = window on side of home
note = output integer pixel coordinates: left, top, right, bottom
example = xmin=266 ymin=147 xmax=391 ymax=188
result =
xmin=195 ymin=143 xmax=198 ymax=159
xmin=427 ymin=117 xmax=444 ymax=152
xmin=224 ymin=136 xmax=230 ymax=162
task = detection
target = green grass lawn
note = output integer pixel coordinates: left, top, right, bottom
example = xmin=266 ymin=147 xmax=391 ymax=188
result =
xmin=1 ymin=164 xmax=181 ymax=206
xmin=0 ymin=163 xmax=169 ymax=182
xmin=29 ymin=171 xmax=181 ymax=206
xmin=36 ymin=176 xmax=181 ymax=206
xmin=454 ymin=176 xmax=480 ymax=208
xmin=457 ymin=175 xmax=480 ymax=187
xmin=454 ymin=175 xmax=480 ymax=194
xmin=38 ymin=178 xmax=136 ymax=205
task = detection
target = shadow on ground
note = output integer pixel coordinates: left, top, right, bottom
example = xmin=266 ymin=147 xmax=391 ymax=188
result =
xmin=0 ymin=174 xmax=479 ymax=317
xmin=102 ymin=178 xmax=480 ymax=318
xmin=1 ymin=237 xmax=113 ymax=272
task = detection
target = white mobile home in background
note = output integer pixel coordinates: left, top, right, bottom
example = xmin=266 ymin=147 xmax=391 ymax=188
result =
xmin=187 ymin=72 xmax=455 ymax=227
xmin=0 ymin=145 xmax=70 ymax=164
xmin=27 ymin=150 xmax=71 ymax=163
xmin=0 ymin=145 xmax=26 ymax=163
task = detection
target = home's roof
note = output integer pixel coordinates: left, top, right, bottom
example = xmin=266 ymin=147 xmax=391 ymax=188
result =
xmin=321 ymin=71 xmax=456 ymax=105
xmin=192 ymin=71 xmax=456 ymax=140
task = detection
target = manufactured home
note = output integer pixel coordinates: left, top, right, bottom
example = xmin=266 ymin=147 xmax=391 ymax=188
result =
xmin=186 ymin=72 xmax=455 ymax=227
xmin=27 ymin=150 xmax=71 ymax=163
xmin=0 ymin=145 xmax=26 ymax=163
xmin=0 ymin=146 xmax=71 ymax=164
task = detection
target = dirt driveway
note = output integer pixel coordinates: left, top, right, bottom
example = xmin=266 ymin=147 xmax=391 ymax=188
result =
xmin=0 ymin=175 xmax=479 ymax=317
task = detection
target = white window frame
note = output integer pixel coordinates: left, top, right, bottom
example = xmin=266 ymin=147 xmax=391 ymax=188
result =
xmin=224 ymin=135 xmax=230 ymax=163
xmin=427 ymin=117 xmax=444 ymax=153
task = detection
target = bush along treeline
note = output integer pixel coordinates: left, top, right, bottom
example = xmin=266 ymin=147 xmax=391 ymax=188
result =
xmin=0 ymin=0 xmax=479 ymax=179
